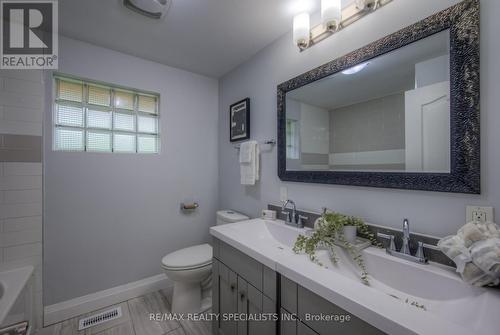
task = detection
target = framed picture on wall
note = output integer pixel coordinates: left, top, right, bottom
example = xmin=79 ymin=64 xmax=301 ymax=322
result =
xmin=229 ymin=98 xmax=250 ymax=142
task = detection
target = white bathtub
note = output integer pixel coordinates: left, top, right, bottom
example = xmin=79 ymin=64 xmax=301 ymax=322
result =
xmin=0 ymin=266 xmax=34 ymax=331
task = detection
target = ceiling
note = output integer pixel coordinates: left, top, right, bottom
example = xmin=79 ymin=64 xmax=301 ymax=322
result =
xmin=59 ymin=0 xmax=326 ymax=78
xmin=288 ymin=29 xmax=449 ymax=110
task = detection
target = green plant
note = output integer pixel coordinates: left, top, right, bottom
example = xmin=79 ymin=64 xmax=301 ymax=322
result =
xmin=292 ymin=211 xmax=381 ymax=284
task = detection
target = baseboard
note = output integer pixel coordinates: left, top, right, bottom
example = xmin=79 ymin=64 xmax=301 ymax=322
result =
xmin=43 ymin=273 xmax=172 ymax=326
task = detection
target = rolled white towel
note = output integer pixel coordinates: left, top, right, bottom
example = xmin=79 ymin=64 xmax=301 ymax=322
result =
xmin=470 ymin=238 xmax=500 ymax=276
xmin=438 ymin=221 xmax=500 ymax=287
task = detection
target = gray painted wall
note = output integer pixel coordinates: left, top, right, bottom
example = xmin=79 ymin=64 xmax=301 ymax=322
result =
xmin=415 ymin=54 xmax=450 ymax=88
xmin=218 ymin=0 xmax=498 ymax=238
xmin=44 ymin=37 xmax=219 ymax=305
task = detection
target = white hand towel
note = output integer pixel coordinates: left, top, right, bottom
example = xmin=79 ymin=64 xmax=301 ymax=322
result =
xmin=255 ymin=144 xmax=260 ymax=181
xmin=239 ymin=141 xmax=255 ymax=163
xmin=240 ymin=141 xmax=258 ymax=185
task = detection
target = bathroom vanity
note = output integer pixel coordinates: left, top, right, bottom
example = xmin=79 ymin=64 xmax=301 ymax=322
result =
xmin=210 ymin=218 xmax=500 ymax=335
xmin=212 ymin=237 xmax=383 ymax=335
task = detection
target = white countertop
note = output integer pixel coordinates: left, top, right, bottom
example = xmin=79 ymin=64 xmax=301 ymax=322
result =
xmin=210 ymin=219 xmax=500 ymax=335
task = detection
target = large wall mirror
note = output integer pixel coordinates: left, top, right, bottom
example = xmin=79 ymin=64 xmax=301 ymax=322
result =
xmin=277 ymin=0 xmax=479 ymax=193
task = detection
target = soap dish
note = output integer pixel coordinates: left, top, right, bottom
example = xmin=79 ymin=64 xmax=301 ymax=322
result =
xmin=333 ymin=237 xmax=372 ymax=251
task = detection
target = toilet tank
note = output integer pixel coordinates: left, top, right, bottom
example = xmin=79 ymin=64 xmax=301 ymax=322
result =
xmin=216 ymin=210 xmax=249 ymax=226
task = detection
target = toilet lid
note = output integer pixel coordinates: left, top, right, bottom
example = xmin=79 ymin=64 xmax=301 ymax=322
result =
xmin=161 ymin=244 xmax=213 ymax=269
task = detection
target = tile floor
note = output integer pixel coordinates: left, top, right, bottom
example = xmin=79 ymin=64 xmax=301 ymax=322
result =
xmin=38 ymin=291 xmax=212 ymax=335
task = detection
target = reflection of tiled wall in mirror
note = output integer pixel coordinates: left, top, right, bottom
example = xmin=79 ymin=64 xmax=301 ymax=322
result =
xmin=329 ymin=93 xmax=405 ymax=171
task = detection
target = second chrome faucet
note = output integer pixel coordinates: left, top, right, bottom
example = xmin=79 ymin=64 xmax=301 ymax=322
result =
xmin=378 ymin=218 xmax=439 ymax=264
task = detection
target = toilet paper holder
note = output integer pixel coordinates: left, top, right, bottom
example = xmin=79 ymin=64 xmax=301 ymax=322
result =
xmin=180 ymin=202 xmax=199 ymax=212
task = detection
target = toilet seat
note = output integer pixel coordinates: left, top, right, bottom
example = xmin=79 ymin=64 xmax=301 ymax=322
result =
xmin=161 ymin=244 xmax=212 ymax=271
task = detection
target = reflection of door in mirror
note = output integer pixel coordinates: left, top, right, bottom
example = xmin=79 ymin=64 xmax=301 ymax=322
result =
xmin=405 ymin=81 xmax=450 ymax=173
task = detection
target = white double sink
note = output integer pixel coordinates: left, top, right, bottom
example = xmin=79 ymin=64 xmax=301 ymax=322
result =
xmin=210 ymin=219 xmax=500 ymax=335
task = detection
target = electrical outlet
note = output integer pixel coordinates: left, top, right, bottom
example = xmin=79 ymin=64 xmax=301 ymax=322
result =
xmin=466 ymin=206 xmax=494 ymax=223
xmin=280 ymin=186 xmax=288 ymax=202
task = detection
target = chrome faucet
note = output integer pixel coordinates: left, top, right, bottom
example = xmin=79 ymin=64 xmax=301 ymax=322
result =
xmin=281 ymin=199 xmax=308 ymax=228
xmin=401 ymin=218 xmax=411 ymax=255
xmin=281 ymin=199 xmax=296 ymax=223
xmin=377 ymin=218 xmax=439 ymax=264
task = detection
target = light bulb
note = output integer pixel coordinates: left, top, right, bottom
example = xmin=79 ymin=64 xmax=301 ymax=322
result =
xmin=293 ymin=12 xmax=310 ymax=49
xmin=321 ymin=0 xmax=341 ymax=30
xmin=356 ymin=0 xmax=377 ymax=11
xmin=355 ymin=0 xmax=366 ymax=10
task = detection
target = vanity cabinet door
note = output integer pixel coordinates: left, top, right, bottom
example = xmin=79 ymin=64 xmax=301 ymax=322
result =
xmin=238 ymin=276 xmax=276 ymax=335
xmin=280 ymin=276 xmax=297 ymax=314
xmin=237 ymin=277 xmax=248 ymax=335
xmin=280 ymin=309 xmax=319 ymax=335
xmin=297 ymin=322 xmax=319 ymax=335
xmin=297 ymin=286 xmax=386 ymax=335
xmin=280 ymin=309 xmax=296 ymax=335
xmin=216 ymin=261 xmax=238 ymax=335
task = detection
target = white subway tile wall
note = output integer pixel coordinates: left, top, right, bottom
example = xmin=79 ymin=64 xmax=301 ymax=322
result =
xmin=0 ymin=162 xmax=43 ymax=330
xmin=0 ymin=70 xmax=43 ymax=136
xmin=0 ymin=69 xmax=44 ymax=332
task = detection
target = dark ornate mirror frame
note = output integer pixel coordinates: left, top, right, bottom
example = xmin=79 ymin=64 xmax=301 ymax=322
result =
xmin=277 ymin=0 xmax=480 ymax=194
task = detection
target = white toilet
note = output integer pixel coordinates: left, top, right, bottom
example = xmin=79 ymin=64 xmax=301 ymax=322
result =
xmin=161 ymin=210 xmax=249 ymax=314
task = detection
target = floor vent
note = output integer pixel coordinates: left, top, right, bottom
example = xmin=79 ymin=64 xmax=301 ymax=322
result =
xmin=78 ymin=306 xmax=122 ymax=331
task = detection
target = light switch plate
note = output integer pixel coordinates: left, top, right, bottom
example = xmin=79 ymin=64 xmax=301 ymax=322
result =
xmin=466 ymin=206 xmax=494 ymax=223
xmin=280 ymin=186 xmax=288 ymax=202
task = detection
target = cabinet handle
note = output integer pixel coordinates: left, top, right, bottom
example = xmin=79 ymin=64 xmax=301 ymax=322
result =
xmin=230 ymin=284 xmax=235 ymax=291
xmin=240 ymin=292 xmax=245 ymax=300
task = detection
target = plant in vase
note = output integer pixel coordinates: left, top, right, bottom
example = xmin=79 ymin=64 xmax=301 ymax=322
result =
xmin=292 ymin=211 xmax=381 ymax=284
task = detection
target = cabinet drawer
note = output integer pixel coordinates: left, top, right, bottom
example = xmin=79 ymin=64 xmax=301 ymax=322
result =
xmin=297 ymin=285 xmax=386 ymax=335
xmin=214 ymin=238 xmax=276 ymax=299
xmin=215 ymin=238 xmax=262 ymax=290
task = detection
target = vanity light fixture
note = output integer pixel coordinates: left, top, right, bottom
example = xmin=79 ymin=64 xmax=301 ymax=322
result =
xmin=293 ymin=0 xmax=393 ymax=51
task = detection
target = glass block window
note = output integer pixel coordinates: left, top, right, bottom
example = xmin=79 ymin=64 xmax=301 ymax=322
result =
xmin=53 ymin=76 xmax=159 ymax=153
xmin=114 ymin=90 xmax=135 ymax=110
